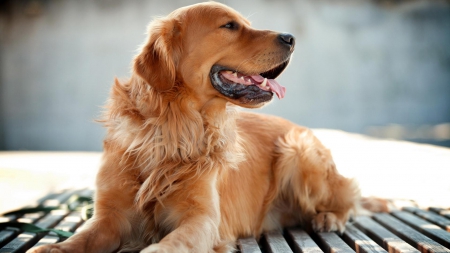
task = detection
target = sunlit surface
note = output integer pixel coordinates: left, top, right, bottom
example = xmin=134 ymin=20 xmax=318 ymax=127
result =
xmin=313 ymin=129 xmax=450 ymax=208
xmin=37 ymin=237 xmax=58 ymax=245
xmin=0 ymin=152 xmax=101 ymax=214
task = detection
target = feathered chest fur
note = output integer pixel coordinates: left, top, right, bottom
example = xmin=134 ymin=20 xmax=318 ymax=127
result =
xmin=102 ymin=78 xmax=244 ymax=207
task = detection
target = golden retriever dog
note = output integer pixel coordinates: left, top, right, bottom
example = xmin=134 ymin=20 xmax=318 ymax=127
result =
xmin=30 ymin=2 xmax=360 ymax=253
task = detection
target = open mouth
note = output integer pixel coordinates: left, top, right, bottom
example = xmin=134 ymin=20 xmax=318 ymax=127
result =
xmin=209 ymin=60 xmax=289 ymax=105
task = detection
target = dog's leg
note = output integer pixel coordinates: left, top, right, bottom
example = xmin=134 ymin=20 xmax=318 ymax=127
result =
xmin=275 ymin=128 xmax=360 ymax=233
xmin=141 ymin=171 xmax=222 ymax=253
xmin=28 ymin=158 xmax=135 ymax=253
xmin=28 ymin=215 xmax=123 ymax=253
xmin=27 ymin=199 xmax=130 ymax=253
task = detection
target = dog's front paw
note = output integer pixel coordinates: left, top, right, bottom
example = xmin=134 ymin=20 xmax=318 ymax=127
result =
xmin=312 ymin=212 xmax=345 ymax=233
xmin=27 ymin=245 xmax=64 ymax=253
xmin=140 ymin=243 xmax=175 ymax=253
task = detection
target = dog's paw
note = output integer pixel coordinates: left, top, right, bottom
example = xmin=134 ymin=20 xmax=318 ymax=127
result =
xmin=312 ymin=212 xmax=345 ymax=233
xmin=27 ymin=243 xmax=84 ymax=253
xmin=140 ymin=244 xmax=174 ymax=253
xmin=27 ymin=245 xmax=64 ymax=253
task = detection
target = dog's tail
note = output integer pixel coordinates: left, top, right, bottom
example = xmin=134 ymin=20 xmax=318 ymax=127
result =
xmin=360 ymin=196 xmax=390 ymax=213
xmin=357 ymin=196 xmax=419 ymax=216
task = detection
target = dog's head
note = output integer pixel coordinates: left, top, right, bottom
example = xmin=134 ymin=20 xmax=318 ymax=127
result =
xmin=134 ymin=2 xmax=295 ymax=109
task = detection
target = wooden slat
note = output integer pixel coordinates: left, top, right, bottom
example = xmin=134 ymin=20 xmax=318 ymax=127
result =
xmin=285 ymin=228 xmax=323 ymax=253
xmin=0 ymin=228 xmax=20 ymax=248
xmin=31 ymin=211 xmax=85 ymax=248
xmin=373 ymin=213 xmax=450 ymax=253
xmin=39 ymin=191 xmax=69 ymax=208
xmin=343 ymin=224 xmax=387 ymax=253
xmin=0 ymin=212 xmax=45 ymax=252
xmin=33 ymin=235 xmax=59 ymax=248
xmin=0 ymin=215 xmax=19 ymax=223
xmin=34 ymin=210 xmax=68 ymax=229
xmin=53 ymin=211 xmax=84 ymax=232
xmin=0 ymin=232 xmax=37 ymax=253
xmin=40 ymin=189 xmax=79 ymax=208
xmin=0 ymin=209 xmax=67 ymax=252
xmin=262 ymin=231 xmax=293 ymax=253
xmin=237 ymin=237 xmax=262 ymax=253
xmin=0 ymin=190 xmax=89 ymax=252
xmin=428 ymin=208 xmax=450 ymax=220
xmin=403 ymin=207 xmax=450 ymax=232
xmin=354 ymin=216 xmax=420 ymax=253
xmin=16 ymin=212 xmax=45 ymax=224
xmin=392 ymin=211 xmax=450 ymax=248
xmin=317 ymin=232 xmax=354 ymax=253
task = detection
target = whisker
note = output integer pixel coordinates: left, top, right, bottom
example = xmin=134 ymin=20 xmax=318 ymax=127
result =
xmin=245 ymin=11 xmax=257 ymax=20
xmin=234 ymin=54 xmax=262 ymax=74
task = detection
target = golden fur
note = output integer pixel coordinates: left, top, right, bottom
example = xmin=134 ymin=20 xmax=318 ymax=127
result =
xmin=30 ymin=2 xmax=360 ymax=253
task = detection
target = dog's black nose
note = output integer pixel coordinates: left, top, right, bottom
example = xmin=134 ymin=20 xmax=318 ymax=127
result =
xmin=278 ymin=33 xmax=295 ymax=49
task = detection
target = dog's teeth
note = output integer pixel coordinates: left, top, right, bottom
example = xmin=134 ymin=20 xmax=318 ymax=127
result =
xmin=225 ymin=70 xmax=233 ymax=74
xmin=261 ymin=78 xmax=267 ymax=87
xmin=233 ymin=72 xmax=237 ymax=77
xmin=240 ymin=76 xmax=245 ymax=80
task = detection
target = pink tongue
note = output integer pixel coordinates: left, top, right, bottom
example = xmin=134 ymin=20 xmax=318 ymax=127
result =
xmin=220 ymin=71 xmax=286 ymax=99
xmin=251 ymin=75 xmax=286 ymax=99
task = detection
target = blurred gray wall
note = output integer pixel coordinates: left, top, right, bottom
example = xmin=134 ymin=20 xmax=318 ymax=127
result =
xmin=0 ymin=0 xmax=449 ymax=151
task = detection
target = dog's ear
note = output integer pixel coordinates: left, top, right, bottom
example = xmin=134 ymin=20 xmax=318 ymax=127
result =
xmin=134 ymin=18 xmax=182 ymax=92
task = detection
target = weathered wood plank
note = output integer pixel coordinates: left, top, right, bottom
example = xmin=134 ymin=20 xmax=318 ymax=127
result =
xmin=285 ymin=228 xmax=323 ymax=253
xmin=428 ymin=208 xmax=450 ymax=220
xmin=30 ymin=211 xmax=85 ymax=248
xmin=354 ymin=216 xmax=420 ymax=253
xmin=34 ymin=210 xmax=68 ymax=230
xmin=53 ymin=211 xmax=83 ymax=233
xmin=237 ymin=237 xmax=262 ymax=253
xmin=0 ymin=232 xmax=37 ymax=253
xmin=262 ymin=231 xmax=293 ymax=253
xmin=403 ymin=207 xmax=450 ymax=232
xmin=343 ymin=224 xmax=387 ymax=253
xmin=0 ymin=228 xmax=20 ymax=248
xmin=0 ymin=209 xmax=67 ymax=252
xmin=39 ymin=190 xmax=76 ymax=208
xmin=317 ymin=232 xmax=354 ymax=253
xmin=373 ymin=213 xmax=450 ymax=253
xmin=391 ymin=211 xmax=450 ymax=248
xmin=0 ymin=215 xmax=19 ymax=224
xmin=0 ymin=212 xmax=45 ymax=251
xmin=16 ymin=213 xmax=45 ymax=224
xmin=33 ymin=235 xmax=59 ymax=248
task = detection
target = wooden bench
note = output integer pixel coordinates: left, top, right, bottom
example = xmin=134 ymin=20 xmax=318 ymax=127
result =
xmin=1 ymin=189 xmax=449 ymax=253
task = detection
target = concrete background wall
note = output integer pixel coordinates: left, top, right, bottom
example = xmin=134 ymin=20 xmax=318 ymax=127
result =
xmin=1 ymin=0 xmax=449 ymax=151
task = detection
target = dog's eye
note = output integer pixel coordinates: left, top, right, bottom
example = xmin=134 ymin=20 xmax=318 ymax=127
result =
xmin=220 ymin=21 xmax=239 ymax=30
